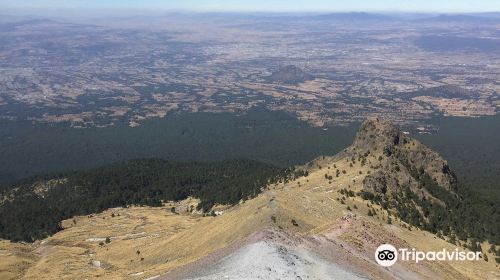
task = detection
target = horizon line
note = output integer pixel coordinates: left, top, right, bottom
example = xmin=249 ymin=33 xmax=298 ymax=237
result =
xmin=2 ymin=8 xmax=500 ymax=16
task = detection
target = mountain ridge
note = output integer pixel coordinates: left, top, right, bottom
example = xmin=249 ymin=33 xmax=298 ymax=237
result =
xmin=0 ymin=118 xmax=499 ymax=279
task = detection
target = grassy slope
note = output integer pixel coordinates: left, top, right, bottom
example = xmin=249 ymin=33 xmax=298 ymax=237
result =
xmin=1 ymin=147 xmax=498 ymax=280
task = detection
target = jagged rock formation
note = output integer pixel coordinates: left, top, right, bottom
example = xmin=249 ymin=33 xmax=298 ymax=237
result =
xmin=266 ymin=65 xmax=314 ymax=85
xmin=352 ymin=118 xmax=457 ymax=197
xmin=349 ymin=119 xmax=484 ymax=239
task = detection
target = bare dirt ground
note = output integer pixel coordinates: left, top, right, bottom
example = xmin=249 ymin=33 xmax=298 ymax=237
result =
xmin=179 ymin=240 xmax=366 ymax=280
xmin=161 ymin=227 xmax=371 ymax=280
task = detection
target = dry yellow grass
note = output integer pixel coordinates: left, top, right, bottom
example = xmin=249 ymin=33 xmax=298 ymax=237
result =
xmin=1 ymin=153 xmax=498 ymax=280
xmin=0 ymin=240 xmax=37 ymax=279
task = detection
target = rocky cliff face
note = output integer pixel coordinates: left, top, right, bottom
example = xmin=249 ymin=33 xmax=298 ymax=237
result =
xmin=351 ymin=118 xmax=457 ymax=201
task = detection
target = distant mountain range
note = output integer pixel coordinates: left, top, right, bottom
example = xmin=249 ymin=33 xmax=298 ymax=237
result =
xmin=415 ymin=14 xmax=500 ymax=24
xmin=312 ymin=12 xmax=398 ymax=22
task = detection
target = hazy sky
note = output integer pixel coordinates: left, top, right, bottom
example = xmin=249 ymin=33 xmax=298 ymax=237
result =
xmin=2 ymin=0 xmax=499 ymax=13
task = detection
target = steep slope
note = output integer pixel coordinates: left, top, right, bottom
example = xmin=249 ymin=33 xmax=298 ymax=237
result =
xmin=354 ymin=118 xmax=457 ymax=194
xmin=0 ymin=159 xmax=301 ymax=242
xmin=0 ymin=119 xmax=499 ymax=280
xmin=353 ymin=119 xmax=496 ymax=244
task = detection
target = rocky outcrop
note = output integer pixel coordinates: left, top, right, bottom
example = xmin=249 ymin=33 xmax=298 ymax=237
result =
xmin=356 ymin=118 xmax=457 ymax=199
xmin=362 ymin=170 xmax=398 ymax=195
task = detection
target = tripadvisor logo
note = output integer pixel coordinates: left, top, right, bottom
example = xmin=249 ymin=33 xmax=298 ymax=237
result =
xmin=375 ymin=244 xmax=482 ymax=267
xmin=375 ymin=244 xmax=398 ymax=266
